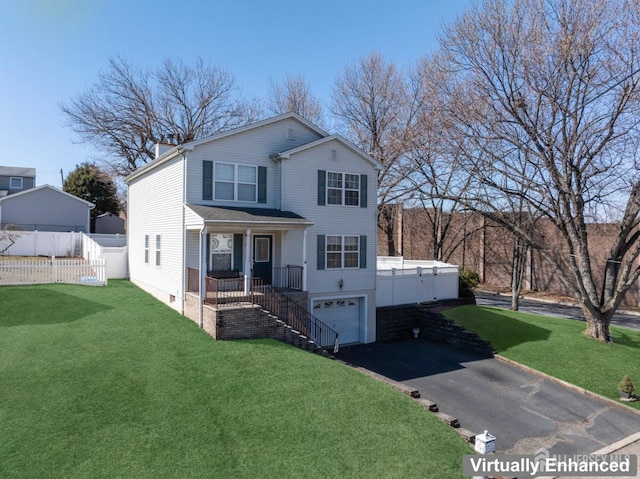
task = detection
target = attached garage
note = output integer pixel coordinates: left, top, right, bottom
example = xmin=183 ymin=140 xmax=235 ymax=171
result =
xmin=312 ymin=297 xmax=361 ymax=344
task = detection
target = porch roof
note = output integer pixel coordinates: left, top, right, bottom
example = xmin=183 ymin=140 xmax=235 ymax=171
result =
xmin=186 ymin=204 xmax=313 ymax=230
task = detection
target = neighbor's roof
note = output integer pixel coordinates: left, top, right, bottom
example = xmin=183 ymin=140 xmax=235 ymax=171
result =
xmin=0 ymin=184 xmax=94 ymax=207
xmin=186 ymin=204 xmax=313 ymax=228
xmin=0 ymin=166 xmax=36 ymax=177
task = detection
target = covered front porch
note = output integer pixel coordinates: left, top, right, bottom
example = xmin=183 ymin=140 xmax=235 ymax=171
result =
xmin=184 ymin=203 xmax=314 ymax=303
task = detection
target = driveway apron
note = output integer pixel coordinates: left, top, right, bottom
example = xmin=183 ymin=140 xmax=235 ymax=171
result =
xmin=337 ymin=340 xmax=640 ymax=455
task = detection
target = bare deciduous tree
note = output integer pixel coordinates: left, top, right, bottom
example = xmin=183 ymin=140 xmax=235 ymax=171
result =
xmin=61 ymin=57 xmax=262 ymax=176
xmin=266 ymin=74 xmax=325 ymax=126
xmin=432 ymin=0 xmax=640 ymax=341
xmin=332 ymin=53 xmax=418 ymax=256
xmin=404 ymin=56 xmax=477 ymax=262
xmin=0 ymin=226 xmax=20 ymax=255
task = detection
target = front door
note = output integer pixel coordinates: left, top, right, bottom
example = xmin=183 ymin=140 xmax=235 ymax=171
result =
xmin=253 ymin=235 xmax=272 ymax=284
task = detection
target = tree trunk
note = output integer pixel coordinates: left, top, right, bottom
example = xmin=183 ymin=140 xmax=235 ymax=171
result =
xmin=583 ymin=309 xmax=613 ymax=343
xmin=510 ymin=238 xmax=527 ymax=311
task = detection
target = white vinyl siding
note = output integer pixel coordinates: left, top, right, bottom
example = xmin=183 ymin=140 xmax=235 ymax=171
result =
xmin=281 ymin=140 xmax=377 ymax=293
xmin=127 ymin=157 xmax=185 ymax=311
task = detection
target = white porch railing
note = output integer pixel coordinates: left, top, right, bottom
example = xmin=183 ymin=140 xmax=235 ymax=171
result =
xmin=0 ymin=257 xmax=106 ymax=286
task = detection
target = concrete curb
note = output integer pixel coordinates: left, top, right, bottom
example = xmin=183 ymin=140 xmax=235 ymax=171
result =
xmin=495 ymin=355 xmax=640 ymax=417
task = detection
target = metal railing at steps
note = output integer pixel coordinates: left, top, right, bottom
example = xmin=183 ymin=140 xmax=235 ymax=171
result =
xmin=258 ymin=282 xmax=339 ymax=354
xmin=186 ymin=268 xmax=339 ymax=353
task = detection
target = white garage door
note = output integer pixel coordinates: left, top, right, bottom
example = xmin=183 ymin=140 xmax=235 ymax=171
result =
xmin=313 ymin=298 xmax=360 ymax=344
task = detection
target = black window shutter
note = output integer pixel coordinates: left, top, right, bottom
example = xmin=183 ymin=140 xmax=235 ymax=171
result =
xmin=360 ymin=174 xmax=367 ymax=208
xmin=233 ymin=234 xmax=243 ymax=271
xmin=360 ymin=235 xmax=367 ymax=269
xmin=203 ymin=161 xmax=213 ymax=200
xmin=258 ymin=166 xmax=267 ymax=203
xmin=317 ymin=170 xmax=326 ymax=206
xmin=317 ymin=234 xmax=325 ymax=270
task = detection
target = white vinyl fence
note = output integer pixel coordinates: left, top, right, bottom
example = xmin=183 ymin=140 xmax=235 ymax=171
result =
xmin=82 ymin=234 xmax=128 ymax=279
xmin=377 ymin=257 xmax=459 ymax=307
xmin=0 ymin=257 xmax=106 ymax=286
xmin=1 ymin=231 xmax=83 ymax=257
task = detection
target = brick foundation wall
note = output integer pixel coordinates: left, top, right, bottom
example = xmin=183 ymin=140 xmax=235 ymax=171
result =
xmin=183 ymin=291 xmax=323 ymax=353
xmin=184 ymin=293 xmax=200 ymax=325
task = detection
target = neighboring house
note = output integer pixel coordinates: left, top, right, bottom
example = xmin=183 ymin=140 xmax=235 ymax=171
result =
xmin=126 ymin=113 xmax=382 ymax=344
xmin=0 ymin=184 xmax=94 ymax=232
xmin=0 ymin=166 xmax=36 ymax=197
xmin=95 ymin=212 xmax=125 ymax=234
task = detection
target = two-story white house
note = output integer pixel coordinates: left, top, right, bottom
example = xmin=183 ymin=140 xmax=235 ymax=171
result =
xmin=126 ymin=113 xmax=382 ymax=345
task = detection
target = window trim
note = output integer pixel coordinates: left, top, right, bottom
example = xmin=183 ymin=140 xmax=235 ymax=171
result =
xmin=326 ymin=171 xmax=360 ymax=207
xmin=326 ymin=235 xmax=360 ymax=269
xmin=214 ymin=162 xmax=258 ymax=203
xmin=10 ymin=177 xmax=23 ymax=189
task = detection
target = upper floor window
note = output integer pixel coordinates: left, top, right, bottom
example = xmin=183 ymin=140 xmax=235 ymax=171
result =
xmin=10 ymin=177 xmax=22 ymax=189
xmin=215 ymin=162 xmax=257 ymax=202
xmin=327 ymin=172 xmax=359 ymax=206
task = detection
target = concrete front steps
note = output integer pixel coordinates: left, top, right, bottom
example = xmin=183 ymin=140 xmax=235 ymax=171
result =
xmin=264 ymin=311 xmax=332 ymax=357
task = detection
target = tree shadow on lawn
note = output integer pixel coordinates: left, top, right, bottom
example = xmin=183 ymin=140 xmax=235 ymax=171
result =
xmin=0 ymin=288 xmax=111 ymax=327
xmin=463 ymin=306 xmax=553 ymax=353
xmin=611 ymin=327 xmax=640 ymax=350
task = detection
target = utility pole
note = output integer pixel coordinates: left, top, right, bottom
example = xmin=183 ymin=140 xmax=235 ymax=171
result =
xmin=60 ymin=169 xmax=64 ymax=186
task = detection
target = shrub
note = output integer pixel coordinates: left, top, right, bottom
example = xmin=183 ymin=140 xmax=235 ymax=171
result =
xmin=619 ymin=375 xmax=635 ymax=394
xmin=459 ymin=268 xmax=480 ymax=298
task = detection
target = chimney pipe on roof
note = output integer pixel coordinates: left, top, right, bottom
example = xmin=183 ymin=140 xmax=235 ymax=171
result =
xmin=154 ymin=142 xmax=173 ymax=159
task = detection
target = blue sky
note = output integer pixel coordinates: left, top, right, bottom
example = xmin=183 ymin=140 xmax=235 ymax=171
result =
xmin=0 ymin=0 xmax=472 ymax=187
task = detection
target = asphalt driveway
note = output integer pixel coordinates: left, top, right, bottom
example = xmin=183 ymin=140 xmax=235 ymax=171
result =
xmin=337 ymin=339 xmax=640 ymax=456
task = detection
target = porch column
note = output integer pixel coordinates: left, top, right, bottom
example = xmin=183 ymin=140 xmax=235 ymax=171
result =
xmin=244 ymin=228 xmax=251 ymax=295
xmin=199 ymin=227 xmax=207 ymax=328
xmin=302 ymin=229 xmax=308 ymax=291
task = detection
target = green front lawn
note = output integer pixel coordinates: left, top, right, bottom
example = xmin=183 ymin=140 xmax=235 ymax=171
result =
xmin=0 ymin=281 xmax=471 ymax=478
xmin=443 ymin=305 xmax=640 ymax=408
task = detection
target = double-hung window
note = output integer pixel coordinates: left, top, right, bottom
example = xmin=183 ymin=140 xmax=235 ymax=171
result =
xmin=326 ymin=235 xmax=359 ymax=269
xmin=215 ymin=162 xmax=257 ymax=202
xmin=327 ymin=172 xmax=359 ymax=206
